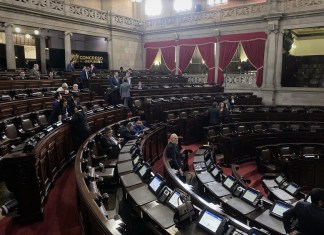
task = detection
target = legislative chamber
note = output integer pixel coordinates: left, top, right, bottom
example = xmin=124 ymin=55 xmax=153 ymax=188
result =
xmin=1 ymin=0 xmax=324 ymax=235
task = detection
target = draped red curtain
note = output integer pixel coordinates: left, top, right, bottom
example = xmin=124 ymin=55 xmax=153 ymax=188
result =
xmin=198 ymin=43 xmax=215 ymax=84
xmin=145 ymin=48 xmax=159 ymax=70
xmin=241 ymin=40 xmax=266 ymax=87
xmin=178 ymin=45 xmax=196 ymax=76
xmin=161 ymin=47 xmax=176 ymax=74
xmin=217 ymin=42 xmax=239 ymax=85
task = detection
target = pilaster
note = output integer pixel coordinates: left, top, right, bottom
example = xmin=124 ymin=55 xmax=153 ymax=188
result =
xmin=39 ymin=29 xmax=47 ymax=74
xmin=4 ymin=23 xmax=16 ymax=71
xmin=64 ymin=32 xmax=73 ymax=69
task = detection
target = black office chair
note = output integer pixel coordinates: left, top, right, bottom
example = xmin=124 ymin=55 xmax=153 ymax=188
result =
xmin=258 ymin=148 xmax=277 ymax=173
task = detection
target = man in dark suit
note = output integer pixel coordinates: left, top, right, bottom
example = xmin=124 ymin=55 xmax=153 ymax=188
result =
xmin=283 ymin=188 xmax=324 ymax=235
xmin=70 ymin=106 xmax=91 ymax=151
xmin=120 ymin=78 xmax=130 ymax=107
xmin=119 ymin=122 xmax=137 ymax=144
xmin=79 ymin=66 xmax=89 ymax=89
xmin=49 ymin=92 xmax=62 ymax=124
xmin=90 ymin=63 xmax=96 ymax=75
xmin=164 ymin=133 xmax=184 ymax=177
xmin=67 ymin=92 xmax=80 ymax=115
xmin=66 ymin=60 xmax=75 ymax=72
xmin=109 ymin=72 xmax=120 ymax=106
xmin=100 ymin=127 xmax=123 ymax=159
xmin=207 ymin=102 xmax=220 ymax=126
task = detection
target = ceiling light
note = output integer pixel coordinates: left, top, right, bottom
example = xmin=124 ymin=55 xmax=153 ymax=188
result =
xmin=15 ymin=27 xmax=21 ymax=33
xmin=34 ymin=30 xmax=40 ymax=35
xmin=25 ymin=34 xmax=31 ymax=39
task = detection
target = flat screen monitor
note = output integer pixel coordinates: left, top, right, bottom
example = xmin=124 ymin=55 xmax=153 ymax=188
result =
xmin=275 ymin=174 xmax=285 ymax=185
xmin=285 ymin=183 xmax=298 ymax=196
xmin=211 ymin=166 xmax=221 ymax=178
xmin=269 ymin=201 xmax=292 ymax=219
xmin=197 ymin=210 xmax=224 ymax=234
xmin=166 ymin=190 xmax=183 ymax=210
xmin=205 ymin=158 xmax=212 ymax=168
xmin=241 ymin=188 xmax=260 ymax=206
xmin=138 ymin=164 xmax=148 ymax=179
xmin=148 ymin=174 xmax=164 ymax=194
xmin=222 ymin=175 xmax=236 ymax=191
xmin=132 ymin=155 xmax=140 ymax=165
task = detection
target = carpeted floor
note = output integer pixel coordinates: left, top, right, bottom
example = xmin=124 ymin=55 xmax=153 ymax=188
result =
xmin=0 ymin=165 xmax=81 ymax=235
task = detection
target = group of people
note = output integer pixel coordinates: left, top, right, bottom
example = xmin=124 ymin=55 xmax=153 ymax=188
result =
xmin=109 ymin=68 xmax=134 ymax=107
xmin=14 ymin=64 xmax=58 ymax=80
xmin=206 ymin=101 xmax=230 ymax=125
xmin=99 ymin=118 xmax=148 ymax=158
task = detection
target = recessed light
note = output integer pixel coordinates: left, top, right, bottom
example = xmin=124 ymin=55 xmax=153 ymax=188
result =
xmin=15 ymin=27 xmax=21 ymax=33
xmin=34 ymin=30 xmax=40 ymax=35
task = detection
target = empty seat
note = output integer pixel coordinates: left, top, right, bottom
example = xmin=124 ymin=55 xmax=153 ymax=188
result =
xmin=5 ymin=123 xmax=21 ymax=145
xmin=167 ymin=113 xmax=176 ymax=121
xmin=221 ymin=127 xmax=232 ymax=136
xmin=253 ymin=124 xmax=265 ymax=133
xmin=179 ymin=112 xmax=187 ymax=119
xmin=21 ymin=118 xmax=39 ymax=134
xmin=237 ymin=125 xmax=248 ymax=134
xmin=258 ymin=149 xmax=277 ymax=173
xmin=279 ymin=146 xmax=297 ymax=159
xmin=301 ymin=146 xmax=320 ymax=157
xmin=37 ymin=115 xmax=49 ymax=128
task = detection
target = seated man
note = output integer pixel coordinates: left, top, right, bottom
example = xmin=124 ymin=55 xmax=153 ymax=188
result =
xmin=283 ymin=188 xmax=324 ymax=235
xmin=100 ymin=127 xmax=123 ymax=159
xmin=71 ymin=83 xmax=80 ymax=93
xmin=57 ymin=83 xmax=69 ymax=94
xmin=164 ymin=133 xmax=185 ymax=180
xmin=132 ymin=118 xmax=148 ymax=135
xmin=119 ymin=122 xmax=137 ymax=144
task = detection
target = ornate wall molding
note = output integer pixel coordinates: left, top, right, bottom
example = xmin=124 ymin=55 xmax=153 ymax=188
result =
xmin=285 ymin=0 xmax=323 ymax=11
xmin=225 ymin=73 xmax=257 ymax=88
xmin=69 ymin=4 xmax=108 ymax=23
xmin=221 ymin=3 xmax=269 ymax=19
xmin=112 ymin=14 xmax=142 ymax=29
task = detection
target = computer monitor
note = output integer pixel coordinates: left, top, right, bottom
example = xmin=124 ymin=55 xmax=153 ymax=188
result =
xmin=148 ymin=174 xmax=165 ymax=195
xmin=305 ymin=194 xmax=312 ymax=203
xmin=241 ymin=188 xmax=261 ymax=206
xmin=285 ymin=182 xmax=299 ymax=196
xmin=210 ymin=165 xmax=222 ymax=179
xmin=197 ymin=209 xmax=227 ymax=234
xmin=166 ymin=190 xmax=183 ymax=210
xmin=132 ymin=155 xmax=141 ymax=165
xmin=138 ymin=163 xmax=149 ymax=179
xmin=222 ymin=175 xmax=237 ymax=192
xmin=205 ymin=158 xmax=213 ymax=168
xmin=274 ymin=174 xmax=285 ymax=185
xmin=269 ymin=201 xmax=292 ymax=219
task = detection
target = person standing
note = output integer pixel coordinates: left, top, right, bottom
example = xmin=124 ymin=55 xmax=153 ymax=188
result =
xmin=109 ymin=72 xmax=120 ymax=106
xmin=70 ymin=106 xmax=91 ymax=151
xmin=164 ymin=133 xmax=184 ymax=178
xmin=120 ymin=78 xmax=130 ymax=107
xmin=207 ymin=102 xmax=220 ymax=126
xmin=283 ymin=188 xmax=324 ymax=235
xmin=66 ymin=60 xmax=75 ymax=72
xmin=29 ymin=64 xmax=40 ymax=79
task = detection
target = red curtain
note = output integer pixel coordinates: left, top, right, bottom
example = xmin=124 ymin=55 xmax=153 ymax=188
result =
xmin=161 ymin=47 xmax=176 ymax=73
xmin=145 ymin=48 xmax=159 ymax=70
xmin=241 ymin=40 xmax=266 ymax=87
xmin=198 ymin=43 xmax=215 ymax=84
xmin=178 ymin=45 xmax=196 ymax=76
xmin=217 ymin=41 xmax=239 ymax=85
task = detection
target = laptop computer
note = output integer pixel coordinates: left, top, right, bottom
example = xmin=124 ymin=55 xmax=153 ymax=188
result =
xmin=269 ymin=201 xmax=293 ymax=220
xmin=196 ymin=209 xmax=228 ymax=235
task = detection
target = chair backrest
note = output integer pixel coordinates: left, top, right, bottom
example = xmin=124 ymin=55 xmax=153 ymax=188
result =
xmin=237 ymin=125 xmax=246 ymax=134
xmin=22 ymin=119 xmax=34 ymax=130
xmin=254 ymin=124 xmax=263 ymax=132
xmin=271 ymin=123 xmax=281 ymax=131
xmin=167 ymin=113 xmax=176 ymax=120
xmin=302 ymin=146 xmax=316 ymax=155
xmin=134 ymin=100 xmax=142 ymax=108
xmin=222 ymin=127 xmax=231 ymax=135
xmin=5 ymin=123 xmax=18 ymax=139
xmin=179 ymin=112 xmax=187 ymax=119
xmin=191 ymin=110 xmax=200 ymax=116
xmin=280 ymin=146 xmax=294 ymax=155
xmin=260 ymin=149 xmax=272 ymax=161
xmin=38 ymin=115 xmax=48 ymax=127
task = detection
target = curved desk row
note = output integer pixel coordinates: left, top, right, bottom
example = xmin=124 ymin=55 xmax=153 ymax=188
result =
xmin=2 ymin=107 xmax=126 ymax=224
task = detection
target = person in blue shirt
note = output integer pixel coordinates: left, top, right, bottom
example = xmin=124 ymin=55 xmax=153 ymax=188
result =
xmin=132 ymin=118 xmax=148 ymax=135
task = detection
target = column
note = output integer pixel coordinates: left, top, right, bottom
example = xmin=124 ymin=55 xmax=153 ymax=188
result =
xmin=175 ymin=45 xmax=179 ymax=75
xmin=214 ymin=42 xmax=220 ymax=85
xmin=39 ymin=30 xmax=46 ymax=74
xmin=64 ymin=32 xmax=72 ymax=69
xmin=4 ymin=23 xmax=16 ymax=71
xmin=274 ymin=30 xmax=284 ymax=89
xmin=264 ymin=24 xmax=278 ymax=89
xmin=107 ymin=34 xmax=113 ymax=70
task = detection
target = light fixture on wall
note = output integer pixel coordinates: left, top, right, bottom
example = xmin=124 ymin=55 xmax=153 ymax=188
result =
xmin=34 ymin=29 xmax=40 ymax=35
xmin=25 ymin=34 xmax=31 ymax=39
xmin=15 ymin=27 xmax=21 ymax=33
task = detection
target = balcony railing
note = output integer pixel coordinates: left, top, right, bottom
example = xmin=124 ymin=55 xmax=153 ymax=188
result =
xmin=224 ymin=73 xmax=257 ymax=88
